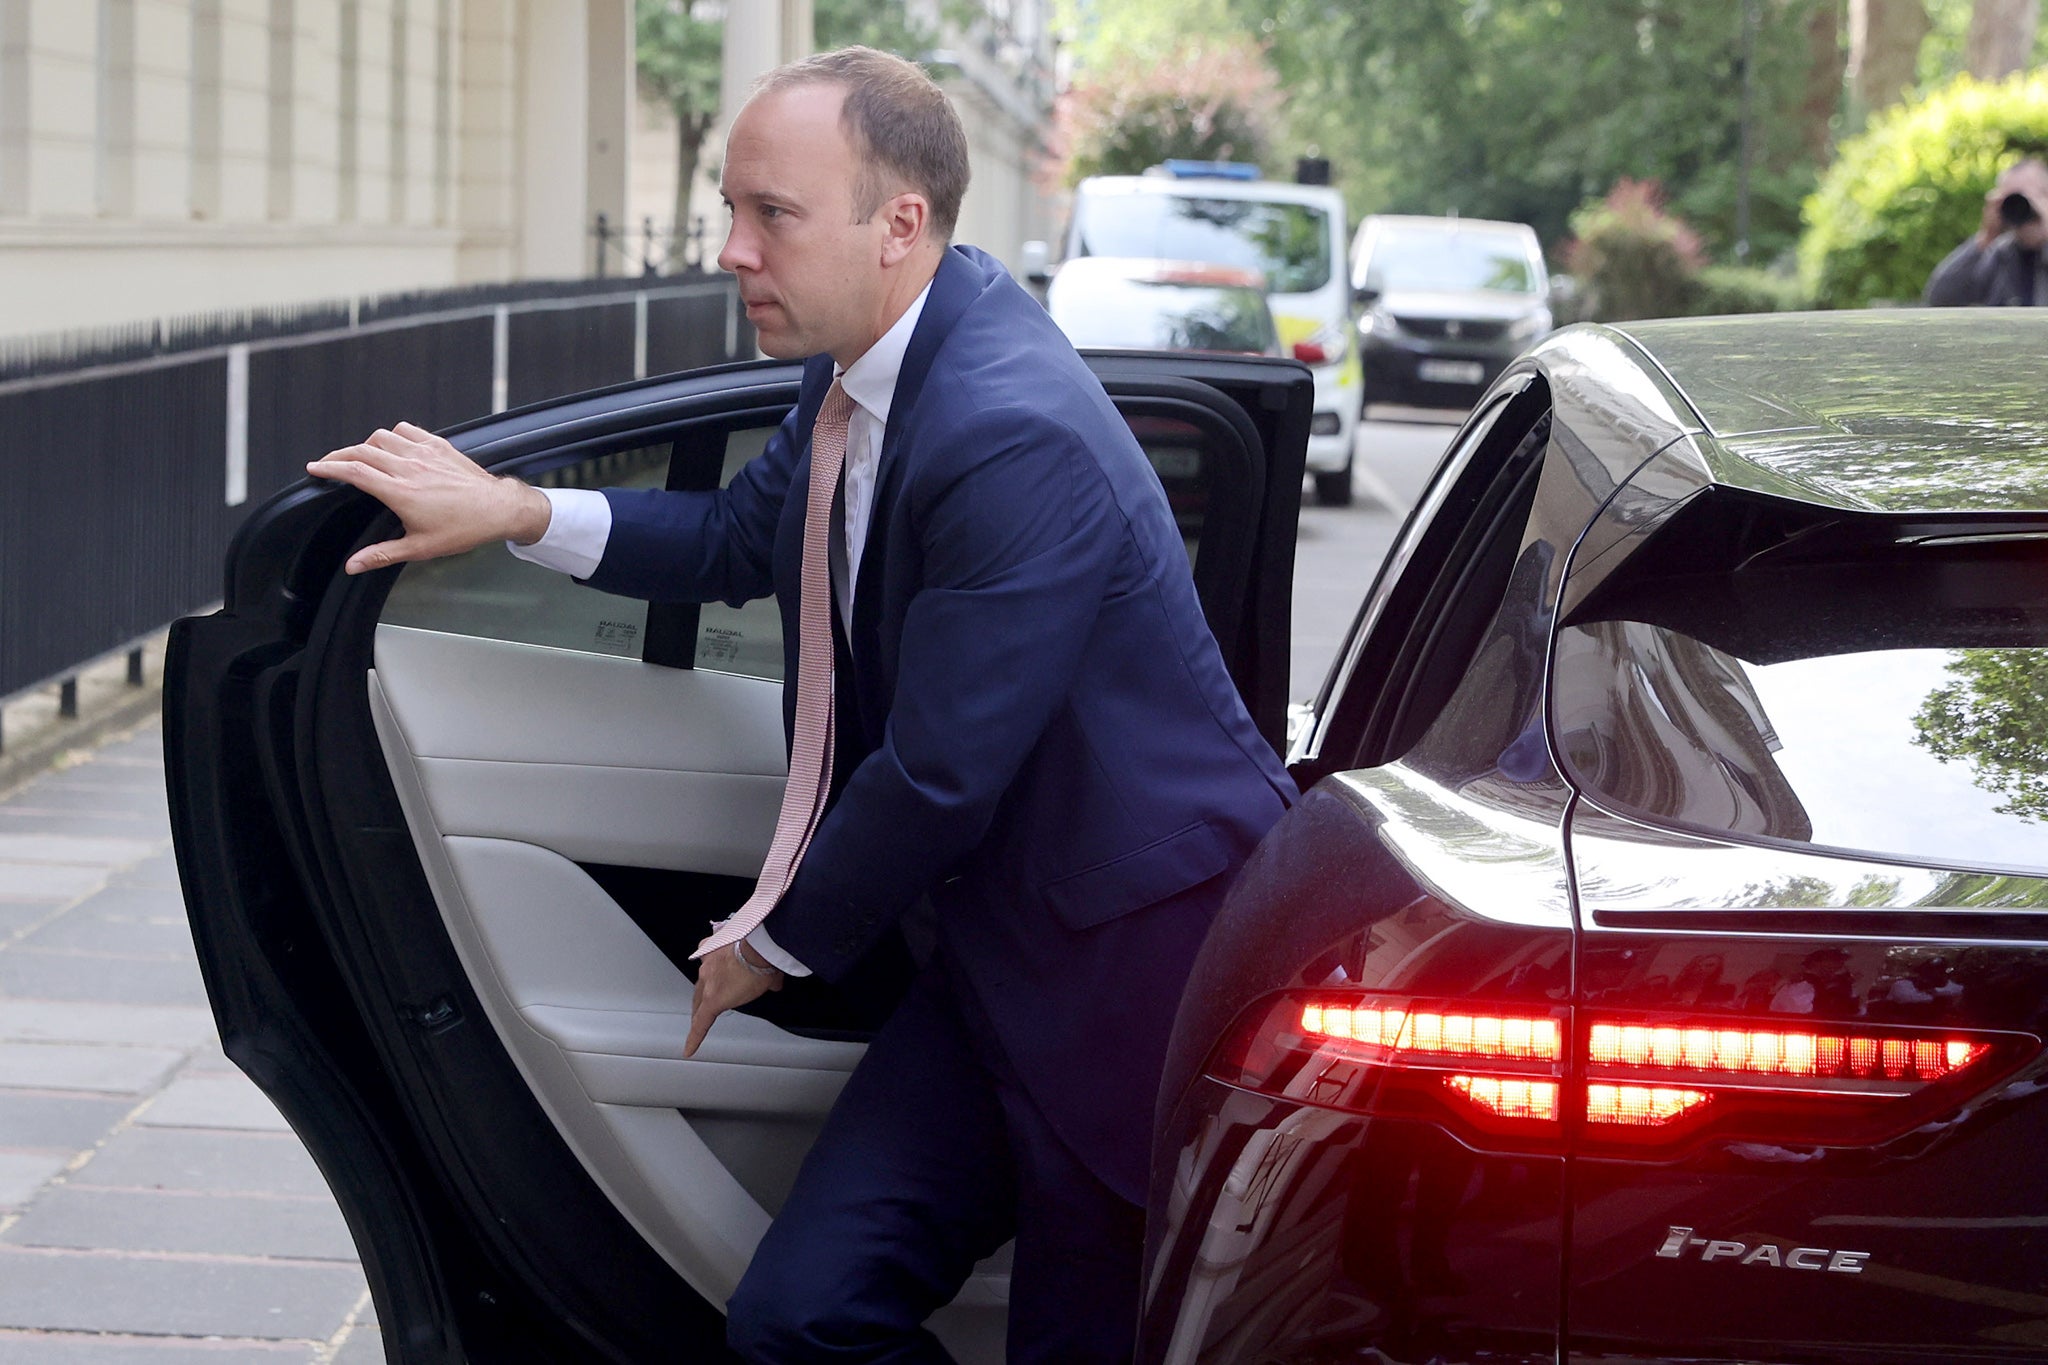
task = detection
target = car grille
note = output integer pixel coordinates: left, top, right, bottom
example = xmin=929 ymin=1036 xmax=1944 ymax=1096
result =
xmin=1395 ymin=316 xmax=1509 ymax=341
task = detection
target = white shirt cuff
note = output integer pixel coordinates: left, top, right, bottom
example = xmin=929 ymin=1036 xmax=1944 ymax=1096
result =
xmin=506 ymin=487 xmax=612 ymax=579
xmin=746 ymin=924 xmax=811 ymax=977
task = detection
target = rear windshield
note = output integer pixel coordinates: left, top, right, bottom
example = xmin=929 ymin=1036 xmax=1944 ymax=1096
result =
xmin=1363 ymin=226 xmax=1541 ymax=295
xmin=1555 ymin=516 xmax=2048 ymax=875
xmin=1072 ymin=192 xmax=1331 ymax=294
xmin=1048 ymin=276 xmax=1277 ymax=355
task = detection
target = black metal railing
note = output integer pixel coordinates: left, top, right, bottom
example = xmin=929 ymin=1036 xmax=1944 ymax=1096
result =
xmin=0 ymin=270 xmax=752 ymax=749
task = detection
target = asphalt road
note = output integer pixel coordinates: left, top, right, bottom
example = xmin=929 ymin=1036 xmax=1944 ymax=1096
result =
xmin=1288 ymin=408 xmax=1465 ymax=707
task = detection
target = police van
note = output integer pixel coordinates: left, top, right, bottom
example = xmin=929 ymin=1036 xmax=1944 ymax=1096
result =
xmin=1035 ymin=162 xmax=1360 ymax=504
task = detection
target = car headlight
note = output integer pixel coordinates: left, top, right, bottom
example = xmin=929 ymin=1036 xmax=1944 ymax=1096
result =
xmin=1359 ymin=304 xmax=1398 ymax=337
xmin=1507 ymin=307 xmax=1552 ymax=342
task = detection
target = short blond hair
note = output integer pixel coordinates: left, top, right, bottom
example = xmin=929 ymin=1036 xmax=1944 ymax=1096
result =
xmin=752 ymin=46 xmax=970 ymax=240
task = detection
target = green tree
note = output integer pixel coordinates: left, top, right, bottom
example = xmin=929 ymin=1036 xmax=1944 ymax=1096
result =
xmin=1913 ymin=648 xmax=2048 ymax=822
xmin=635 ymin=0 xmax=723 ymax=240
xmin=634 ymin=0 xmax=947 ymax=244
xmin=1058 ymin=36 xmax=1280 ymax=182
xmin=1229 ymin=0 xmax=1827 ymax=261
xmin=1799 ymin=69 xmax=2048 ymax=306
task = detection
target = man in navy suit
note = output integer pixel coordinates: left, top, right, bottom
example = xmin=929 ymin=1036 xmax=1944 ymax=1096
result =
xmin=311 ymin=46 xmax=1292 ymax=1364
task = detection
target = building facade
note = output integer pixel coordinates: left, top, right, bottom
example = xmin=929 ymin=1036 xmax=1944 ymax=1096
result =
xmin=628 ymin=0 xmax=1059 ymax=277
xmin=0 ymin=0 xmax=636 ymax=339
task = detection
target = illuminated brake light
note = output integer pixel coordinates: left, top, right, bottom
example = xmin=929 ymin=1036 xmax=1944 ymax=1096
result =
xmin=1448 ymin=1075 xmax=1558 ymax=1121
xmin=1588 ymin=1023 xmax=1988 ymax=1082
xmin=1301 ymin=1005 xmax=1560 ymax=1062
xmin=1587 ymin=1084 xmax=1710 ymax=1127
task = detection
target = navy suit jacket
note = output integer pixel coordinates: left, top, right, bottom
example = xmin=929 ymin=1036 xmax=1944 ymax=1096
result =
xmin=586 ymin=246 xmax=1294 ymax=1199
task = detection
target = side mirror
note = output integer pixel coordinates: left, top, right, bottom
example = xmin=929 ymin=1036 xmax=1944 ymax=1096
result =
xmin=1020 ymin=240 xmax=1052 ymax=287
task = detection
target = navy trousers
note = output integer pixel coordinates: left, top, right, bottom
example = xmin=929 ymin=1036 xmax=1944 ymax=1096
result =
xmin=725 ymin=958 xmax=1146 ymax=1364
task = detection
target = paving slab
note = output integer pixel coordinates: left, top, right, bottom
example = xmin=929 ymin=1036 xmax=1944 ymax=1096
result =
xmin=75 ymin=1129 xmax=330 ymax=1199
xmin=0 ymin=1043 xmax=186 ymax=1095
xmin=20 ymin=907 xmax=199 ymax=959
xmin=0 ymin=864 xmax=111 ymax=902
xmin=0 ymin=833 xmax=160 ymax=868
xmin=330 ymin=1325 xmax=383 ymax=1363
xmin=0 ymin=1094 xmax=133 ymax=1151
xmin=109 ymin=851 xmax=183 ymax=890
xmin=0 ymin=1331 xmax=312 ymax=1362
xmin=0 ymin=1000 xmax=217 ymax=1050
xmin=136 ymin=1075 xmax=292 ymax=1133
xmin=7 ymin=1187 xmax=359 ymax=1262
xmin=0 ymin=1150 xmax=71 ymax=1206
xmin=0 ymin=811 xmax=172 ymax=840
xmin=0 ymin=1246 xmax=367 ymax=1340
xmin=0 ymin=950 xmax=211 ymax=1008
xmin=0 ymin=901 xmax=62 ymax=938
xmin=7 ymin=786 xmax=170 ymax=817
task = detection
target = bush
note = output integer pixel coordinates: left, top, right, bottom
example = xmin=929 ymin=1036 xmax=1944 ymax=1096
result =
xmin=1800 ymin=72 xmax=2048 ymax=309
xmin=1691 ymin=264 xmax=1808 ymax=316
xmin=1057 ymin=38 xmax=1280 ymax=184
xmin=1563 ymin=180 xmax=1706 ymax=322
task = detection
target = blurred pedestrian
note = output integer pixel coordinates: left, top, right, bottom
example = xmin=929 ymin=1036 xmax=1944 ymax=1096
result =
xmin=1925 ymin=158 xmax=2048 ymax=306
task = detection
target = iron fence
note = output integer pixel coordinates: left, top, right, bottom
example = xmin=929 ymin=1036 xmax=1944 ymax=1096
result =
xmin=0 ymin=271 xmax=751 ymax=745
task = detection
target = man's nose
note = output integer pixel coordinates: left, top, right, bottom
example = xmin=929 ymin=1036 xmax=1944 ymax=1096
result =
xmin=717 ymin=221 xmax=752 ymax=274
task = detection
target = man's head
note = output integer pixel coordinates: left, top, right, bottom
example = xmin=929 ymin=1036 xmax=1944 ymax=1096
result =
xmin=717 ymin=47 xmax=971 ymax=366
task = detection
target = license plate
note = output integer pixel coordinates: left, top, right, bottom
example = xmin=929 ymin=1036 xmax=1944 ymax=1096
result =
xmin=1418 ymin=359 xmax=1485 ymax=385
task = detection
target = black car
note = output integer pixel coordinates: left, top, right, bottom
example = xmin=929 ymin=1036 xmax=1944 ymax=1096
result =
xmin=169 ymin=311 xmax=2048 ymax=1364
xmin=1142 ymin=310 xmax=2048 ymax=1364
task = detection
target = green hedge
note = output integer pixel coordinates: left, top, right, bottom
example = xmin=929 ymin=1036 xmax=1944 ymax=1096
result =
xmin=1801 ymin=72 xmax=2048 ymax=309
xmin=1692 ymin=264 xmax=1807 ymax=316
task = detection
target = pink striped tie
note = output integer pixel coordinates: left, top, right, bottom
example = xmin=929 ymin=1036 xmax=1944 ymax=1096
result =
xmin=695 ymin=378 xmax=856 ymax=961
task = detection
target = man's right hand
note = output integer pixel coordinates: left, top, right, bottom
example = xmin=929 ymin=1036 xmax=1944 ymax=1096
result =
xmin=307 ymin=420 xmax=554 ymax=575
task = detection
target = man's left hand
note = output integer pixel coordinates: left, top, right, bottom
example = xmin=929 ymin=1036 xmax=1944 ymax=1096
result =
xmin=684 ymin=944 xmax=784 ymax=1057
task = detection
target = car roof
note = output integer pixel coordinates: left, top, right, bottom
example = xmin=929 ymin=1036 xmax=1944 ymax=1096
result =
xmin=1076 ymin=174 xmax=1345 ymax=211
xmin=1364 ymin=214 xmax=1537 ymax=239
xmin=1609 ymin=310 xmax=2048 ymax=515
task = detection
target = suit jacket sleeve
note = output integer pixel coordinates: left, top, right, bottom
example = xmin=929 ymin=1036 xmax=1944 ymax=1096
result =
xmin=579 ymin=398 xmax=805 ymax=605
xmin=766 ymin=403 xmax=1124 ymax=979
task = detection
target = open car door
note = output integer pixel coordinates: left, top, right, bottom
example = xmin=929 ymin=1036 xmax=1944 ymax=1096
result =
xmin=166 ymin=352 xmax=1310 ymax=1363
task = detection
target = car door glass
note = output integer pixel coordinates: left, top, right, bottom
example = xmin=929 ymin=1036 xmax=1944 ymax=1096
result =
xmin=1299 ymin=377 xmax=1548 ymax=774
xmin=378 ymin=426 xmax=789 ymax=681
xmin=381 ymin=443 xmax=666 ymax=656
xmin=691 ymin=424 xmax=787 ymax=679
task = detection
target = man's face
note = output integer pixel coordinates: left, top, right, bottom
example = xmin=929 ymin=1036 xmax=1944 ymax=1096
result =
xmin=717 ymin=84 xmax=891 ymax=363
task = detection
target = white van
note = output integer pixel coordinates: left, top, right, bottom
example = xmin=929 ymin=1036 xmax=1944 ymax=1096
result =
xmin=1046 ymin=164 xmax=1361 ymax=504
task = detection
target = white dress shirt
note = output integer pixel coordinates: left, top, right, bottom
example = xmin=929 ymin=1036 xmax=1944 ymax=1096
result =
xmin=508 ymin=284 xmax=933 ymax=975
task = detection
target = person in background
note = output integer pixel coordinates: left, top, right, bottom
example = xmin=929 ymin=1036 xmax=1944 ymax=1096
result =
xmin=1925 ymin=158 xmax=2048 ymax=306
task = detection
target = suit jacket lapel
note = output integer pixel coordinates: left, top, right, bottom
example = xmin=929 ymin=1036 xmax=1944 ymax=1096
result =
xmin=850 ymin=247 xmax=987 ymax=655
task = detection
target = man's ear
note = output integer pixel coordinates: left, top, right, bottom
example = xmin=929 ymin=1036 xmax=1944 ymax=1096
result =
xmin=878 ymin=192 xmax=932 ymax=267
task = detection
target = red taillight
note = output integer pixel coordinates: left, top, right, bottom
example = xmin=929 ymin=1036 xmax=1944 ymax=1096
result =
xmin=1291 ymin=340 xmax=1329 ymax=365
xmin=1211 ymin=992 xmax=2034 ymax=1155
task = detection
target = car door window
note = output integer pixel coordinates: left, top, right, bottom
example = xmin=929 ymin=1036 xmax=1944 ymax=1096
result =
xmin=1297 ymin=376 xmax=1551 ymax=779
xmin=380 ymin=423 xmax=788 ymax=680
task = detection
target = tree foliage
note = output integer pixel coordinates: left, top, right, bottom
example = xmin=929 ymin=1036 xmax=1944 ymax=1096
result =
xmin=1799 ymin=69 xmax=2048 ymax=306
xmin=1914 ymin=648 xmax=2048 ymax=823
xmin=1057 ymin=37 xmax=1280 ymax=183
xmin=633 ymin=0 xmax=947 ymax=234
xmin=1219 ymin=0 xmax=1826 ymax=261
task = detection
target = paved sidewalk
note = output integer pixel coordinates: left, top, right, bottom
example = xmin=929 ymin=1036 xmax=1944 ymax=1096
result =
xmin=0 ymin=720 xmax=382 ymax=1363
